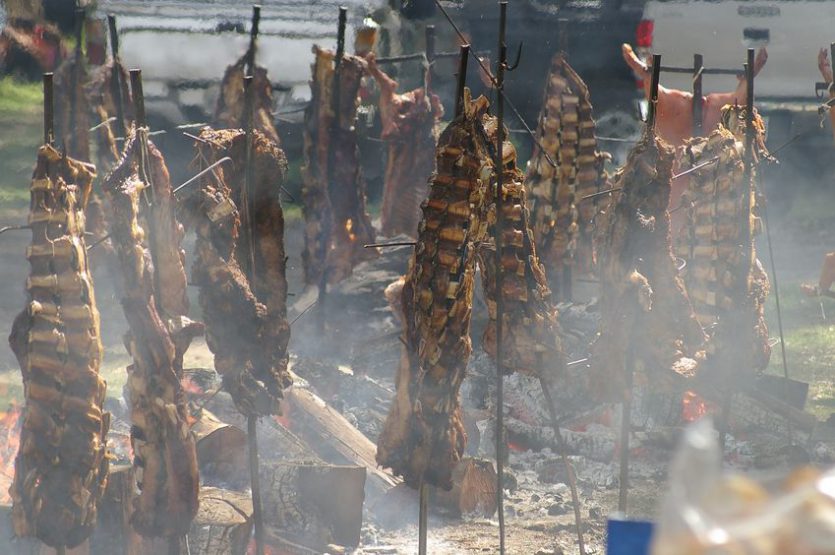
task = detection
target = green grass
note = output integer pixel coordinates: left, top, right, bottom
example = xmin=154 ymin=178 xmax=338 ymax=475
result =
xmin=765 ymin=286 xmax=835 ymax=420
xmin=0 ymin=78 xmax=43 ymax=211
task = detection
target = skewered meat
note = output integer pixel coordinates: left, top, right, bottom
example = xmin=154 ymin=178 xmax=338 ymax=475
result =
xmin=590 ymin=131 xmax=706 ymax=402
xmin=675 ymin=105 xmax=771 ymax=379
xmin=54 ymin=50 xmax=91 ymax=162
xmin=87 ymin=58 xmax=132 ymax=169
xmin=7 ymin=146 xmax=109 ymax=549
xmin=183 ymin=127 xmax=292 ymax=417
xmin=215 ymin=54 xmax=281 ymax=146
xmin=377 ymin=91 xmax=564 ymax=489
xmin=526 ymin=53 xmax=609 ymax=289
xmin=366 ymin=55 xmax=443 ymax=238
xmin=301 ymin=46 xmax=377 ymax=286
xmin=102 ymin=129 xmax=199 ymax=538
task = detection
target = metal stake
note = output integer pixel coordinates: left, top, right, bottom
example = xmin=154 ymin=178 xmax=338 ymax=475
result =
xmin=494 ymin=3 xmax=508 ymax=553
xmin=647 ymin=54 xmax=662 ymax=131
xmin=245 ymin=5 xmax=262 ymax=77
xmin=43 ymin=73 xmax=54 ymax=145
xmin=107 ymin=14 xmax=126 ymax=139
xmin=248 ymin=416 xmax=265 ymax=555
xmin=418 ymin=481 xmax=429 ymax=555
xmin=692 ymin=53 xmax=703 ymax=137
xmin=617 ymin=350 xmax=634 ymax=513
xmin=454 ymin=45 xmax=470 ymax=118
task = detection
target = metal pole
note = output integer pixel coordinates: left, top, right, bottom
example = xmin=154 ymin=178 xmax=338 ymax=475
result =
xmin=248 ymin=416 xmax=265 ymax=555
xmin=418 ymin=481 xmax=428 ymax=555
xmin=425 ymin=25 xmax=436 ymax=63
xmin=245 ymin=5 xmax=261 ymax=77
xmin=107 ymin=14 xmax=126 ymax=138
xmin=617 ymin=350 xmax=634 ymax=513
xmin=454 ymin=45 xmax=470 ymax=117
xmin=692 ymin=53 xmax=703 ymax=137
xmin=558 ymin=18 xmax=568 ymax=54
xmin=43 ymin=73 xmax=54 ymax=146
xmin=647 ymin=54 xmax=661 ymax=131
xmin=494 ymin=3 xmax=508 ymax=553
xmin=830 ymin=42 xmax=835 ymax=92
xmin=318 ymin=6 xmax=347 ymax=330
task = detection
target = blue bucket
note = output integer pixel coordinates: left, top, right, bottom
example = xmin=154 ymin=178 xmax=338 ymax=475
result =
xmin=606 ymin=517 xmax=654 ymax=555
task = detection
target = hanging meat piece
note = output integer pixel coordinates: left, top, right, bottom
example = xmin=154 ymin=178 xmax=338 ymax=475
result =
xmin=301 ymin=46 xmax=377 ymax=286
xmin=7 ymin=146 xmax=109 ymax=549
xmin=675 ymin=105 xmax=771 ymax=379
xmin=86 ymin=58 xmax=133 ymax=169
xmin=526 ymin=53 xmax=609 ymax=290
xmin=215 ymin=55 xmax=281 ymax=146
xmin=182 ymin=127 xmax=292 ymax=417
xmin=54 ymin=50 xmax=91 ymax=162
xmin=590 ymin=131 xmax=706 ymax=402
xmin=377 ymin=91 xmax=564 ymax=489
xmin=366 ymin=55 xmax=443 ymax=238
xmin=102 ymin=129 xmax=199 ymax=538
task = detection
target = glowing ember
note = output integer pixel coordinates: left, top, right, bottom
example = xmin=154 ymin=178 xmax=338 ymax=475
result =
xmin=0 ymin=402 xmax=23 ymax=504
xmin=681 ymin=390 xmax=710 ymax=422
xmin=345 ymin=218 xmax=357 ymax=242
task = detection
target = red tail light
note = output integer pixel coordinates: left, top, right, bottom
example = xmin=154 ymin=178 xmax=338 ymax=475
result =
xmin=636 ymin=19 xmax=654 ymax=48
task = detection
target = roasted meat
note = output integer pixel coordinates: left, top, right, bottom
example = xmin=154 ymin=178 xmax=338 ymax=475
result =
xmin=102 ymin=129 xmax=200 ymax=538
xmin=377 ymin=91 xmax=564 ymax=489
xmin=8 ymin=145 xmax=109 ymax=549
xmin=54 ymin=50 xmax=91 ymax=162
xmin=526 ymin=53 xmax=609 ymax=288
xmin=215 ymin=55 xmax=281 ymax=146
xmin=301 ymin=46 xmax=377 ymax=286
xmin=86 ymin=58 xmax=133 ymax=169
xmin=183 ymin=127 xmax=292 ymax=417
xmin=367 ymin=55 xmax=443 ymax=238
xmin=590 ymin=131 xmax=706 ymax=402
xmin=675 ymin=105 xmax=771 ymax=379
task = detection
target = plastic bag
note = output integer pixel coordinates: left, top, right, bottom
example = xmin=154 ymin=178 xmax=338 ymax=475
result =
xmin=651 ymin=418 xmax=835 ymax=555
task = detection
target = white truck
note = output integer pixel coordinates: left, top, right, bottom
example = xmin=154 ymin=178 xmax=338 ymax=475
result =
xmin=636 ymin=0 xmax=835 ymax=153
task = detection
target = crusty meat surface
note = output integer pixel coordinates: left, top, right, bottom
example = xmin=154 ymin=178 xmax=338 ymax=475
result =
xmin=102 ymin=129 xmax=199 ymax=538
xmin=8 ymin=146 xmax=109 ymax=549
xmin=675 ymin=106 xmax=771 ymax=380
xmin=377 ymin=91 xmax=564 ymax=490
xmin=301 ymin=46 xmax=377 ymax=286
xmin=183 ymin=127 xmax=292 ymax=416
xmin=215 ymin=55 xmax=281 ymax=147
xmin=367 ymin=55 xmax=443 ymax=238
xmin=86 ymin=58 xmax=133 ymax=169
xmin=590 ymin=131 xmax=706 ymax=402
xmin=526 ymin=54 xmax=609 ymax=287
xmin=54 ymin=51 xmax=91 ymax=162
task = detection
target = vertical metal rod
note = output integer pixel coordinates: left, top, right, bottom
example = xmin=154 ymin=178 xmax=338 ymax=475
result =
xmin=494 ymin=3 xmax=508 ymax=553
xmin=242 ymin=77 xmax=257 ymax=280
xmin=245 ymin=5 xmax=261 ymax=77
xmin=830 ymin=42 xmax=835 ymax=90
xmin=107 ymin=14 xmax=126 ymax=139
xmin=692 ymin=53 xmax=703 ymax=137
xmin=68 ymin=8 xmax=85 ymax=155
xmin=454 ymin=45 xmax=470 ymax=117
xmin=43 ymin=73 xmax=54 ymax=145
xmin=558 ymin=18 xmax=568 ymax=54
xmin=647 ymin=54 xmax=662 ymax=131
xmin=318 ymin=6 xmax=347 ymax=330
xmin=129 ymin=69 xmax=147 ymax=130
xmin=540 ymin=377 xmax=586 ymax=555
xmin=742 ymin=50 xmax=755 ymax=286
xmin=617 ymin=350 xmax=634 ymax=513
xmin=248 ymin=416 xmax=265 ymax=555
xmin=418 ymin=481 xmax=428 ymax=555
xmin=425 ymin=25 xmax=436 ymax=63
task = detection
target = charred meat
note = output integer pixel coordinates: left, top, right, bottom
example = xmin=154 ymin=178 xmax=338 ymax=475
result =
xmin=215 ymin=55 xmax=281 ymax=147
xmin=590 ymin=131 xmax=706 ymax=402
xmin=8 ymin=146 xmax=109 ymax=549
xmin=102 ymin=129 xmax=200 ymax=538
xmin=183 ymin=127 xmax=292 ymax=417
xmin=367 ymin=55 xmax=443 ymax=238
xmin=377 ymin=92 xmax=564 ymax=489
xmin=301 ymin=46 xmax=377 ymax=286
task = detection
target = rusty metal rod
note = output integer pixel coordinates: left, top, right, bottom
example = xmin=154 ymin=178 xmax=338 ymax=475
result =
xmin=108 ymin=14 xmax=127 ymax=138
xmin=647 ymin=54 xmax=661 ymax=131
xmin=454 ymin=45 xmax=470 ymax=117
xmin=245 ymin=5 xmax=261 ymax=76
xmin=43 ymin=73 xmax=54 ymax=145
xmin=693 ymin=53 xmax=703 ymax=137
xmin=364 ymin=241 xmax=417 ymax=248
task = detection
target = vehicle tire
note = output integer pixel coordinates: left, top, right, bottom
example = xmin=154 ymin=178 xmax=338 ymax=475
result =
xmin=594 ymin=107 xmax=642 ymax=168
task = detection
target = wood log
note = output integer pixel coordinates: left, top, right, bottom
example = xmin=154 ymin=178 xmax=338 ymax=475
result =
xmin=192 ymin=410 xmax=248 ymax=489
xmin=260 ymin=462 xmax=365 ymax=550
xmin=178 ymin=487 xmax=253 ymax=555
xmin=432 ymin=457 xmax=497 ymax=518
xmin=282 ymin=387 xmax=400 ymax=499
